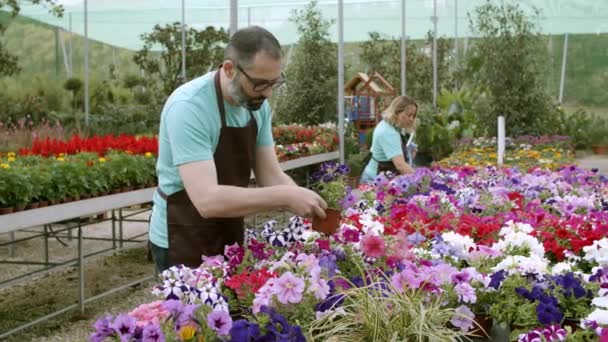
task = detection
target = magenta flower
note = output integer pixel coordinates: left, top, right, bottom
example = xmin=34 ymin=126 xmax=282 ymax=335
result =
xmin=207 ymin=310 xmax=233 ymax=336
xmin=316 ymin=239 xmax=331 ymax=251
xmin=273 ymin=272 xmax=305 ymax=304
xmin=450 ymin=305 xmax=475 ymax=332
xmin=360 ymin=235 xmax=386 ymax=258
xmin=342 ymin=228 xmax=360 ymax=243
xmin=542 ymin=324 xmax=567 ymax=341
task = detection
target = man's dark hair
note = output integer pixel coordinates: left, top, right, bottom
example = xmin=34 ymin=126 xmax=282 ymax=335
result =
xmin=224 ymin=26 xmax=282 ymax=68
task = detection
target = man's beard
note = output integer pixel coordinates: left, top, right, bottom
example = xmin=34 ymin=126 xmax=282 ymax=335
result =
xmin=227 ymin=76 xmax=266 ymax=111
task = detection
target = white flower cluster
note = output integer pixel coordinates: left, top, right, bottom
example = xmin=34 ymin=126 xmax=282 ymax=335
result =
xmin=152 ymin=265 xmax=229 ymax=311
xmin=491 ymin=221 xmax=549 ymax=275
xmin=359 ymin=211 xmax=384 ymax=236
xmin=492 ymin=254 xmax=549 ymax=276
xmin=493 ymin=221 xmax=545 ymax=259
xmin=441 ymin=232 xmax=477 ymax=259
xmin=583 ymin=238 xmax=608 ymax=266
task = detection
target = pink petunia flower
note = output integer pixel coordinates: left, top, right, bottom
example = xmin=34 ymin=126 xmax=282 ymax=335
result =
xmin=360 ymin=235 xmax=386 ymax=258
xmin=272 ymin=272 xmax=305 ymax=304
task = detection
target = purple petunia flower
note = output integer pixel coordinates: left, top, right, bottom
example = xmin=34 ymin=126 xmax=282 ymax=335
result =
xmin=89 ymin=315 xmax=115 ymax=342
xmin=450 ymin=305 xmax=475 ymax=332
xmin=142 ymin=322 xmax=165 ymax=342
xmin=111 ymin=314 xmax=137 ymax=340
xmin=207 ymin=310 xmax=233 ymax=336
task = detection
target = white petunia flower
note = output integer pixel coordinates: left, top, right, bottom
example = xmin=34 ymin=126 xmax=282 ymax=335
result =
xmin=585 ymin=308 xmax=608 ymax=325
xmin=583 ymin=238 xmax=608 ymax=266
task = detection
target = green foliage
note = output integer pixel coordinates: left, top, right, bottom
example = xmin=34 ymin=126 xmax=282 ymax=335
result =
xmin=133 ymin=23 xmax=229 ymax=97
xmin=359 ymin=31 xmax=453 ymax=104
xmin=274 ymin=0 xmax=337 ymax=125
xmin=588 ymin=114 xmax=608 ymax=145
xmin=346 ymin=150 xmax=367 ymax=178
xmin=462 ymin=2 xmax=556 ymax=136
xmin=415 ymin=104 xmax=457 ymax=162
xmin=0 ymin=0 xmax=63 ymax=76
xmin=308 ymin=273 xmax=470 ymax=341
xmin=488 ymin=275 xmax=537 ymax=327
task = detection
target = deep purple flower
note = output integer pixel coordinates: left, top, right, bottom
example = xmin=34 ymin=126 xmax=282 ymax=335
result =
xmin=489 ymin=270 xmax=506 ymax=290
xmin=516 ymin=287 xmax=533 ymax=301
xmin=259 ymin=306 xmax=306 ymax=342
xmin=536 ymin=302 xmax=563 ymax=326
xmin=111 ymin=314 xmax=137 ymax=340
xmin=230 ymin=320 xmax=261 ymax=341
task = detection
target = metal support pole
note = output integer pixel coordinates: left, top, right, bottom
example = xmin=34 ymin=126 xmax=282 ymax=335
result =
xmin=111 ymin=210 xmax=117 ymax=250
xmin=78 ymin=223 xmax=85 ymax=314
xmin=44 ymin=224 xmax=49 ymax=265
xmin=119 ymin=208 xmax=124 ymax=248
xmin=247 ymin=7 xmax=251 ymax=26
xmin=432 ymin=0 xmax=438 ymax=108
xmin=558 ymin=33 xmax=569 ymax=104
xmin=230 ymin=0 xmax=238 ymax=36
xmin=9 ymin=231 xmax=16 ymax=258
xmin=400 ymin=0 xmax=406 ymax=96
xmin=68 ymin=224 xmax=73 ymax=241
xmin=68 ymin=12 xmax=73 ymax=78
xmin=84 ymin=0 xmax=90 ymax=127
xmin=181 ymin=0 xmax=187 ymax=82
xmin=338 ymin=0 xmax=345 ymax=164
xmin=454 ymin=0 xmax=458 ymax=65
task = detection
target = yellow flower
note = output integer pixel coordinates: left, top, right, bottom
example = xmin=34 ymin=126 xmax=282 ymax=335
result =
xmin=7 ymin=152 xmax=16 ymax=158
xmin=178 ymin=325 xmax=197 ymax=341
xmin=98 ymin=157 xmax=106 ymax=163
xmin=0 ymin=163 xmax=9 ymax=169
xmin=145 ymin=152 xmax=153 ymax=158
xmin=7 ymin=157 xmax=15 ymax=162
xmin=58 ymin=153 xmax=65 ymax=157
xmin=56 ymin=157 xmax=65 ymax=161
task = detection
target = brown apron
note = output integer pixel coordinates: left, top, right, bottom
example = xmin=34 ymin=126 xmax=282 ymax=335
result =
xmin=158 ymin=68 xmax=257 ymax=268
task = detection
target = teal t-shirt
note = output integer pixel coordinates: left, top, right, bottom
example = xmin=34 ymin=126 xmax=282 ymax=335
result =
xmin=361 ymin=120 xmax=404 ymax=182
xmin=149 ymin=71 xmax=274 ymax=248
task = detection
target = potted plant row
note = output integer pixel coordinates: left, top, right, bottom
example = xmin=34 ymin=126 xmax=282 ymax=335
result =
xmin=0 ymin=152 xmax=157 ymax=214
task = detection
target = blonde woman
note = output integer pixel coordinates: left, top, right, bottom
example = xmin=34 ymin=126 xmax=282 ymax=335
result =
xmin=360 ymin=96 xmax=418 ymax=183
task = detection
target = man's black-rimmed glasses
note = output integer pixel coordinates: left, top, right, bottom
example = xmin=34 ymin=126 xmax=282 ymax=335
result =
xmin=236 ymin=64 xmax=286 ymax=92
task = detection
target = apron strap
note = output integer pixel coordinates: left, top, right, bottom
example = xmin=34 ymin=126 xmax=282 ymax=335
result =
xmin=157 ymin=187 xmax=169 ymax=200
xmin=214 ymin=69 xmax=227 ymax=128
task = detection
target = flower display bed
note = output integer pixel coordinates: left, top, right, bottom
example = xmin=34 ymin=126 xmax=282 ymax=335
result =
xmin=90 ymin=165 xmax=608 ymax=341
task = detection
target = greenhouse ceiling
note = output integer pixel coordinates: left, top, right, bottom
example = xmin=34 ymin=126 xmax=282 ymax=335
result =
xmin=13 ymin=0 xmax=608 ymax=50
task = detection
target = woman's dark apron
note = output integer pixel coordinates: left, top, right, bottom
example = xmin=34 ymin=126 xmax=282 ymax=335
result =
xmin=157 ymin=68 xmax=257 ymax=268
